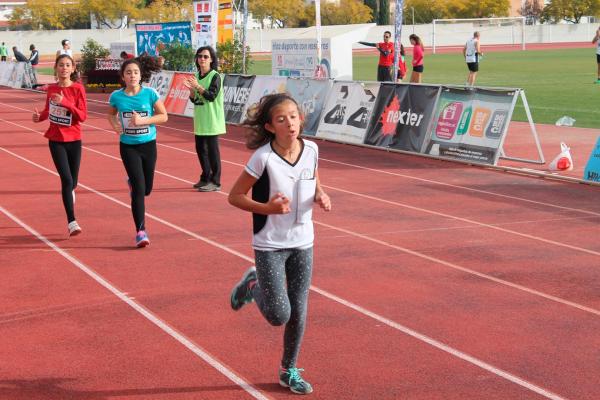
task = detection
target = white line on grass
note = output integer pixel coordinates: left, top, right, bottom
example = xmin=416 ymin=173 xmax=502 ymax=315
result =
xmin=0 ymin=146 xmax=571 ymax=400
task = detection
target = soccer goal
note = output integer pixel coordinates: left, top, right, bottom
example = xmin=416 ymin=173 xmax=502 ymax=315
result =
xmin=432 ymin=17 xmax=526 ymax=54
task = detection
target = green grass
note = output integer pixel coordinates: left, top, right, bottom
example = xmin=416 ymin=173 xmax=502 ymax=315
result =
xmin=37 ymin=67 xmax=54 ymax=75
xmin=248 ymin=48 xmax=600 ymax=128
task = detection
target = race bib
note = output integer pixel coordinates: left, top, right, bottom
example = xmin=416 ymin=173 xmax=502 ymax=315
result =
xmin=49 ymin=101 xmax=72 ymax=126
xmin=121 ymin=110 xmax=150 ymax=135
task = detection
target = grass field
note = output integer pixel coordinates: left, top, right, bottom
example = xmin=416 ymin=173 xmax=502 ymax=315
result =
xmin=247 ymin=48 xmax=599 ymax=128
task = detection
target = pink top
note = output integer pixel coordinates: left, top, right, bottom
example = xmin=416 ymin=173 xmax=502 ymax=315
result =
xmin=412 ymin=44 xmax=424 ymax=67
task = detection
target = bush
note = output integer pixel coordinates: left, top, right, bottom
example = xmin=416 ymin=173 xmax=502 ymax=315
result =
xmin=80 ymin=38 xmax=110 ymax=76
xmin=160 ymin=40 xmax=195 ymax=72
xmin=217 ymin=36 xmax=253 ymax=74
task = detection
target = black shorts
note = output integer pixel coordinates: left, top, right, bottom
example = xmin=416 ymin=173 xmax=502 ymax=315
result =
xmin=597 ymin=54 xmax=600 ymax=63
xmin=413 ymin=65 xmax=424 ymax=73
xmin=467 ymin=62 xmax=479 ymax=72
xmin=377 ymin=65 xmax=393 ymax=82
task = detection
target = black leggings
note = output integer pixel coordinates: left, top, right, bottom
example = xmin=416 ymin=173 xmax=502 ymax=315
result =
xmin=194 ymin=135 xmax=221 ymax=186
xmin=49 ymin=140 xmax=81 ymax=223
xmin=252 ymin=247 xmax=313 ymax=369
xmin=120 ymin=141 xmax=157 ymax=232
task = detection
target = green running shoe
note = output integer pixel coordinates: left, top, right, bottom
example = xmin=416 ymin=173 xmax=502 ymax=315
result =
xmin=279 ymin=367 xmax=313 ymax=395
xmin=230 ymin=266 xmax=256 ymax=310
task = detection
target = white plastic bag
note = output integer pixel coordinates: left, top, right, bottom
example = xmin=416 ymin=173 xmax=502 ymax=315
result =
xmin=555 ymin=116 xmax=575 ymax=127
xmin=548 ymin=142 xmax=573 ymax=171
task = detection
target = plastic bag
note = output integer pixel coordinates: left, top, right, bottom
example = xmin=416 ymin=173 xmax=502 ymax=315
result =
xmin=555 ymin=116 xmax=575 ymax=127
xmin=548 ymin=142 xmax=573 ymax=171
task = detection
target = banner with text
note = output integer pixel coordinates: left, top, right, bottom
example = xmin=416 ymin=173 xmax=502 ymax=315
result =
xmin=218 ymin=0 xmax=234 ymax=43
xmin=365 ymin=83 xmax=439 ymax=152
xmin=241 ymin=75 xmax=287 ymax=122
xmin=223 ymin=74 xmax=255 ymax=123
xmin=316 ymin=81 xmax=380 ymax=144
xmin=136 ymin=21 xmax=192 ymax=57
xmin=424 ymin=87 xmax=516 ymax=165
xmin=193 ymin=0 xmax=218 ymax=49
xmin=286 ymin=78 xmax=332 ymax=136
xmin=163 ymin=72 xmax=196 ymax=116
xmin=148 ymin=70 xmax=175 ymax=102
xmin=272 ymin=39 xmax=331 ymax=78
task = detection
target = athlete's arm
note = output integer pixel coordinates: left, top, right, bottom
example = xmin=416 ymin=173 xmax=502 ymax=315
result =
xmin=228 ymin=170 xmax=290 ymax=215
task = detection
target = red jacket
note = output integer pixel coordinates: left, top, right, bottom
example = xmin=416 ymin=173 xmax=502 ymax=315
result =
xmin=378 ymin=42 xmax=394 ymax=67
xmin=39 ymin=83 xmax=87 ymax=142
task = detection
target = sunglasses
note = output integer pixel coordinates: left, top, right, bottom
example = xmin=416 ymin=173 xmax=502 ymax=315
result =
xmin=383 ymin=35 xmax=391 ymax=39
xmin=197 ymin=54 xmax=211 ymax=59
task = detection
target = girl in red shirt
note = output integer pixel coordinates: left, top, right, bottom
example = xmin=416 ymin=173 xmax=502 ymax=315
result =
xmin=409 ymin=34 xmax=425 ymax=83
xmin=32 ymin=54 xmax=87 ymax=236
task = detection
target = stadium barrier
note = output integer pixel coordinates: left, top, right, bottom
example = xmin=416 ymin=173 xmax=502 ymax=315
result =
xmin=0 ymin=62 xmax=37 ymax=89
xmin=146 ymin=72 xmax=543 ymax=167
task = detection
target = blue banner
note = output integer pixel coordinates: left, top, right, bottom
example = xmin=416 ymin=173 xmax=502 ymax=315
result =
xmin=135 ymin=21 xmax=192 ymax=57
xmin=583 ymin=136 xmax=600 ymax=182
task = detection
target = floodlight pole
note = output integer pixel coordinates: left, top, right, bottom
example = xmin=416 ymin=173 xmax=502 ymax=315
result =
xmin=315 ymin=0 xmax=322 ymax=77
xmin=242 ymin=0 xmax=248 ymax=73
xmin=393 ymin=0 xmax=404 ymax=81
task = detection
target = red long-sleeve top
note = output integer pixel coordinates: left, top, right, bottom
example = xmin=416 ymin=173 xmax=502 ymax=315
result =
xmin=412 ymin=44 xmax=424 ymax=67
xmin=378 ymin=42 xmax=394 ymax=67
xmin=39 ymin=82 xmax=87 ymax=142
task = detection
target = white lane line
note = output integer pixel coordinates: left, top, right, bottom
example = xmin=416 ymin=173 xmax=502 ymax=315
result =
xmin=0 ymin=146 xmax=571 ymax=400
xmin=0 ymin=205 xmax=269 ymax=400
xmin=2 ymin=118 xmax=600 ymax=317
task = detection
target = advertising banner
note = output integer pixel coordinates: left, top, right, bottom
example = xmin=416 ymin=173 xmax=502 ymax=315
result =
xmin=365 ymin=83 xmax=439 ymax=152
xmin=424 ymin=87 xmax=517 ymax=165
xmin=22 ymin=62 xmax=37 ymax=89
xmin=316 ymin=81 xmax=380 ymax=144
xmin=583 ymin=136 xmax=600 ymax=183
xmin=241 ymin=76 xmax=287 ymax=122
xmin=0 ymin=62 xmax=14 ymax=86
xmin=163 ymin=72 xmax=195 ymax=116
xmin=147 ymin=70 xmax=175 ymax=102
xmin=136 ymin=21 xmax=192 ymax=57
xmin=223 ymin=74 xmax=255 ymax=124
xmin=218 ymin=0 xmax=234 ymax=43
xmin=193 ymin=0 xmax=218 ymax=49
xmin=272 ymin=39 xmax=331 ymax=78
xmin=285 ymin=78 xmax=333 ymax=136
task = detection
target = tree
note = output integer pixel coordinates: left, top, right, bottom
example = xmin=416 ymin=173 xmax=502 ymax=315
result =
xmin=138 ymin=0 xmax=194 ymax=23
xmin=404 ymin=0 xmax=447 ymax=23
xmin=160 ymin=40 xmax=196 ymax=71
xmin=459 ymin=0 xmax=509 ymax=18
xmin=83 ymin=0 xmax=144 ymax=29
xmin=217 ymin=35 xmax=253 ymax=74
xmin=364 ymin=0 xmax=378 ymax=22
xmin=541 ymin=0 xmax=600 ymax=24
xmin=304 ymin=0 xmax=372 ymax=25
xmin=10 ymin=0 xmax=88 ymax=30
xmin=519 ymin=0 xmax=543 ymax=25
xmin=80 ymin=38 xmax=110 ymax=76
xmin=248 ymin=0 xmax=306 ymax=28
xmin=378 ymin=0 xmax=390 ymax=24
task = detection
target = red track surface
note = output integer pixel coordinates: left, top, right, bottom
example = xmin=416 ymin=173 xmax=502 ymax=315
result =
xmin=2 ymin=86 xmax=600 ymax=399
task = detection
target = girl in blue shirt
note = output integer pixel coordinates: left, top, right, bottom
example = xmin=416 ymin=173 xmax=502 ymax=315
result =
xmin=108 ymin=55 xmax=168 ymax=247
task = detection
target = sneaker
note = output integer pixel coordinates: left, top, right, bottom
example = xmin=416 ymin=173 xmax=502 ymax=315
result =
xmin=279 ymin=367 xmax=313 ymax=395
xmin=68 ymin=221 xmax=81 ymax=236
xmin=193 ymin=179 xmax=208 ymax=189
xmin=230 ymin=266 xmax=257 ymax=310
xmin=197 ymin=182 xmax=221 ymax=192
xmin=135 ymin=230 xmax=150 ymax=248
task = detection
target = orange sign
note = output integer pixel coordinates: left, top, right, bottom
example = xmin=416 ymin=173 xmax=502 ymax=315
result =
xmin=218 ymin=0 xmax=233 ymax=43
xmin=468 ymin=107 xmax=491 ymax=137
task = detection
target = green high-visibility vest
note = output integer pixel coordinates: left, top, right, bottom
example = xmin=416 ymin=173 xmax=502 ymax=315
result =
xmin=192 ymin=69 xmax=226 ymax=136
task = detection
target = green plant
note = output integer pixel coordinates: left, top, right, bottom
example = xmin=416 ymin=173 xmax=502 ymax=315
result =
xmin=80 ymin=38 xmax=110 ymax=76
xmin=216 ymin=35 xmax=253 ymax=74
xmin=160 ymin=40 xmax=195 ymax=72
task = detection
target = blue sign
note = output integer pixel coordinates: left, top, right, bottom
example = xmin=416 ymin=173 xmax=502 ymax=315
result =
xmin=583 ymin=136 xmax=600 ymax=182
xmin=135 ymin=21 xmax=192 ymax=57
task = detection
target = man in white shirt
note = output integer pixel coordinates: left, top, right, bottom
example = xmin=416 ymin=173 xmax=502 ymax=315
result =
xmin=463 ymin=31 xmax=482 ymax=86
xmin=56 ymin=39 xmax=73 ymax=58
xmin=592 ymin=26 xmax=600 ymax=83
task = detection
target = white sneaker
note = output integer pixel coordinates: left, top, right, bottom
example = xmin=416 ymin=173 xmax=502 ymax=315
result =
xmin=68 ymin=220 xmax=81 ymax=236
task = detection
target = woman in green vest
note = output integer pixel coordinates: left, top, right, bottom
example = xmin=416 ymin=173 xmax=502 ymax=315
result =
xmin=184 ymin=46 xmax=226 ymax=192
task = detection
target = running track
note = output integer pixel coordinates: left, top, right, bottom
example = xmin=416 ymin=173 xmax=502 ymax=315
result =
xmin=1 ymin=86 xmax=600 ymax=399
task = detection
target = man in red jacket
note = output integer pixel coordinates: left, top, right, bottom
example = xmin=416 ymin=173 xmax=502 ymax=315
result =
xmin=359 ymin=31 xmax=394 ymax=82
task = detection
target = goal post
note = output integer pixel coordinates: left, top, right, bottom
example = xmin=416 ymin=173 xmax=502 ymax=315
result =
xmin=432 ymin=17 xmax=526 ymax=54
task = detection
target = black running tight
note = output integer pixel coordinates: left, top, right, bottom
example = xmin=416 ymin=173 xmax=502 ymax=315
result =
xmin=252 ymin=247 xmax=313 ymax=369
xmin=49 ymin=140 xmax=81 ymax=223
xmin=120 ymin=140 xmax=157 ymax=231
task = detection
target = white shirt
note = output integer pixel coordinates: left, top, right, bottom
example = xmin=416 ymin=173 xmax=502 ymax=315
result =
xmin=465 ymin=38 xmax=478 ymax=63
xmin=245 ymin=139 xmax=319 ymax=251
xmin=59 ymin=48 xmax=73 ymax=57
xmin=596 ymin=40 xmax=600 ymax=55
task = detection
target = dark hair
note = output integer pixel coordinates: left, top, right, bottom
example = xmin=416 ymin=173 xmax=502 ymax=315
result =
xmin=384 ymin=31 xmax=392 ymax=36
xmin=195 ymin=46 xmax=218 ymax=72
xmin=243 ymin=93 xmax=303 ymax=149
xmin=61 ymin=39 xmax=70 ymax=47
xmin=29 ymin=44 xmax=36 ymax=51
xmin=119 ymin=53 xmax=162 ymax=84
xmin=400 ymin=44 xmax=405 ymax=56
xmin=120 ymin=51 xmax=127 ymax=58
xmin=409 ymin=34 xmax=423 ymax=47
xmin=54 ymin=54 xmax=79 ymax=82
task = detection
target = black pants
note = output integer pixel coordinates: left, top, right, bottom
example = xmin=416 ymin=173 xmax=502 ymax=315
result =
xmin=120 ymin=140 xmax=157 ymax=232
xmin=49 ymin=140 xmax=81 ymax=223
xmin=1 ymin=56 xmax=6 ymax=62
xmin=377 ymin=65 xmax=393 ymax=82
xmin=194 ymin=135 xmax=221 ymax=186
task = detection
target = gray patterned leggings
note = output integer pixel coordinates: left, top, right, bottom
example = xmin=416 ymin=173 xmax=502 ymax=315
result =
xmin=252 ymin=247 xmax=313 ymax=369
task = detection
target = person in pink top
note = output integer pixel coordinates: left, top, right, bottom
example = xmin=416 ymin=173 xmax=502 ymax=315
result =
xmin=409 ymin=34 xmax=424 ymax=83
xmin=32 ymin=54 xmax=88 ymax=236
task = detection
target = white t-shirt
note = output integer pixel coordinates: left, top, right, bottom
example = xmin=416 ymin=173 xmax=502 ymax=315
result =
xmin=58 ymin=48 xmax=73 ymax=57
xmin=596 ymin=39 xmax=600 ymax=55
xmin=245 ymin=139 xmax=319 ymax=251
xmin=465 ymin=38 xmax=478 ymax=63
